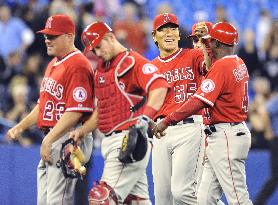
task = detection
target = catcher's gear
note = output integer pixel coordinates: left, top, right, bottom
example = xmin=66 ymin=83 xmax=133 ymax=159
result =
xmin=56 ymin=138 xmax=86 ymax=178
xmin=82 ymin=22 xmax=112 ymax=53
xmin=203 ymin=22 xmax=238 ymax=46
xmin=119 ymin=126 xmax=148 ymax=164
xmin=88 ymin=182 xmax=118 ymax=205
xmin=153 ymin=13 xmax=179 ymax=31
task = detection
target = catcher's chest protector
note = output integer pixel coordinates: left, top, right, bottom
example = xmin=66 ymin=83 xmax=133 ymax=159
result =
xmin=94 ymin=51 xmax=144 ymax=134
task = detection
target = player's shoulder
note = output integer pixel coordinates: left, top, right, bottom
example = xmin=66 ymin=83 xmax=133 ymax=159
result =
xmin=150 ymin=56 xmax=162 ymax=67
xmin=129 ymin=50 xmax=155 ymax=68
xmin=65 ymin=51 xmax=93 ymax=73
xmin=151 ymin=56 xmax=159 ymax=64
xmin=180 ymin=48 xmax=203 ymax=57
xmin=129 ymin=50 xmax=149 ymax=63
xmin=67 ymin=51 xmax=90 ymax=64
xmin=215 ymin=55 xmax=243 ymax=68
xmin=129 ymin=51 xmax=159 ymax=74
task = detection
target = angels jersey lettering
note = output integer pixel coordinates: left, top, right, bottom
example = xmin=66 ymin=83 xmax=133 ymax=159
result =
xmin=38 ymin=51 xmax=94 ymax=128
xmin=194 ymin=55 xmax=249 ymax=125
xmin=152 ymin=48 xmax=205 ymax=117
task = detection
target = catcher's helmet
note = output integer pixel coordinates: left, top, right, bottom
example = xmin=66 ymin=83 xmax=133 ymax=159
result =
xmin=81 ymin=22 xmax=112 ymax=53
xmin=205 ymin=22 xmax=238 ymax=46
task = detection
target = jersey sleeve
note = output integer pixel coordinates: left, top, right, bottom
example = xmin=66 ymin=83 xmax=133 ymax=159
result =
xmin=133 ymin=60 xmax=167 ymax=92
xmin=64 ymin=64 xmax=94 ymax=112
xmin=193 ymin=62 xmax=225 ymax=106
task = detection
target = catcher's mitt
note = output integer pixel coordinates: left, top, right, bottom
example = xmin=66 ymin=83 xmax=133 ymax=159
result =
xmin=56 ymin=138 xmax=86 ymax=179
xmin=118 ymin=126 xmax=148 ymax=164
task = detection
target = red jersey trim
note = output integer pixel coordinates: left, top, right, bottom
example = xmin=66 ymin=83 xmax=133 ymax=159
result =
xmin=222 ymin=54 xmax=238 ymax=59
xmin=146 ymin=74 xmax=165 ymax=92
xmin=53 ymin=50 xmax=81 ymax=66
xmin=194 ymin=94 xmax=214 ymax=107
xmin=158 ymin=48 xmax=183 ymax=63
xmin=66 ymin=107 xmax=93 ymax=112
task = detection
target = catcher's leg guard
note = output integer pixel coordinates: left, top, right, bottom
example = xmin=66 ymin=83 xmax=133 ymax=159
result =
xmin=123 ymin=194 xmax=151 ymax=205
xmin=88 ymin=182 xmax=118 ymax=205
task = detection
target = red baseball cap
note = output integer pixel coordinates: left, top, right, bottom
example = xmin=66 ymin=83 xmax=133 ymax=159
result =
xmin=153 ymin=13 xmax=179 ymax=31
xmin=37 ymin=14 xmax=75 ymax=35
xmin=187 ymin=21 xmax=213 ymax=38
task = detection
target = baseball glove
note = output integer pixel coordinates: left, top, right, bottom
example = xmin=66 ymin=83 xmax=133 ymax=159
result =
xmin=118 ymin=126 xmax=148 ymax=164
xmin=56 ymin=138 xmax=86 ymax=179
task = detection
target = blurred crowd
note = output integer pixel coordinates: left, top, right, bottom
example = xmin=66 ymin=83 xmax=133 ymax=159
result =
xmin=0 ymin=0 xmax=277 ymax=149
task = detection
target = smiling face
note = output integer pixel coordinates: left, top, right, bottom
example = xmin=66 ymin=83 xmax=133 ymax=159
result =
xmin=153 ymin=23 xmax=180 ymax=55
xmin=44 ymin=34 xmax=74 ymax=58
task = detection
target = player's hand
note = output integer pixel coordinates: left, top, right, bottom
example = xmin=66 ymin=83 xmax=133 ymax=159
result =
xmin=6 ymin=126 xmax=23 ymax=140
xmin=135 ymin=115 xmax=152 ymax=134
xmin=153 ymin=120 xmax=168 ymax=139
xmin=69 ymin=128 xmax=85 ymax=144
xmin=40 ymin=139 xmax=52 ymax=163
xmin=194 ymin=22 xmax=209 ymax=38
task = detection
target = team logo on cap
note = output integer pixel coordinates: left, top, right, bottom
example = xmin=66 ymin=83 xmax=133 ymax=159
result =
xmin=45 ymin=17 xmax=53 ymax=29
xmin=163 ymin=13 xmax=171 ymax=23
xmin=73 ymin=87 xmax=87 ymax=102
xmin=142 ymin=63 xmax=157 ymax=74
xmin=201 ymin=79 xmax=215 ymax=93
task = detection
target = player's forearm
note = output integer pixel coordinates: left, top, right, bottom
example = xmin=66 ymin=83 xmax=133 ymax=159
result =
xmin=78 ymin=109 xmax=98 ymax=135
xmin=164 ymin=98 xmax=206 ymax=126
xmin=43 ymin=111 xmax=83 ymax=144
xmin=143 ymin=87 xmax=168 ymax=119
xmin=16 ymin=104 xmax=39 ymax=131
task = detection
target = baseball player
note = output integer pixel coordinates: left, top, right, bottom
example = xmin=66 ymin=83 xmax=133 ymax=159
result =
xmin=153 ymin=22 xmax=253 ymax=205
xmin=69 ymin=22 xmax=169 ymax=204
xmin=188 ymin=21 xmax=225 ymax=205
xmin=151 ymin=13 xmax=214 ymax=205
xmin=7 ymin=15 xmax=95 ymax=205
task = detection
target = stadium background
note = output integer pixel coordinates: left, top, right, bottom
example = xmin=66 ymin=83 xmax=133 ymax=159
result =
xmin=0 ymin=0 xmax=277 ymax=204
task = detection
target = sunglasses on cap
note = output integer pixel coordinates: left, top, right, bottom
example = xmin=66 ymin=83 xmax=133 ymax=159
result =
xmin=44 ymin=34 xmax=60 ymax=40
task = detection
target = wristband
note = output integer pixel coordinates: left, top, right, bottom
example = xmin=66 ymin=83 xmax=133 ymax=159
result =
xmin=143 ymin=105 xmax=158 ymax=120
xmin=163 ymin=114 xmax=176 ymax=127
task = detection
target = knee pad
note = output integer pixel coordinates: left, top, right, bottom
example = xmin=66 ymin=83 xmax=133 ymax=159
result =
xmin=123 ymin=194 xmax=150 ymax=205
xmin=88 ymin=181 xmax=118 ymax=205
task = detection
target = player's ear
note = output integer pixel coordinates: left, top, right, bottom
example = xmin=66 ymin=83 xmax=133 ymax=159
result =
xmin=152 ymin=31 xmax=159 ymax=47
xmin=152 ymin=31 xmax=156 ymax=40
